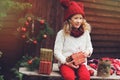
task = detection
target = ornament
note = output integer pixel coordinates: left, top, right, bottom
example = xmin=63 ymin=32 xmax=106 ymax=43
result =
xmin=25 ymin=21 xmax=29 ymax=25
xmin=21 ymin=27 xmax=26 ymax=32
xmin=40 ymin=19 xmax=45 ymax=24
xmin=28 ymin=59 xmax=33 ymax=64
xmin=21 ymin=35 xmax=26 ymax=38
xmin=27 ymin=16 xmax=32 ymax=21
xmin=43 ymin=34 xmax=47 ymax=39
xmin=33 ymin=40 xmax=37 ymax=44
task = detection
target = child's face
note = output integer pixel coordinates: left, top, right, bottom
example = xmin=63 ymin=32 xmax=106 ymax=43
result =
xmin=70 ymin=14 xmax=83 ymax=29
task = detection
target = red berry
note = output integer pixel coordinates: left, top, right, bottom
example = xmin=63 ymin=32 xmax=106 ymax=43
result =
xmin=25 ymin=21 xmax=29 ymax=25
xmin=21 ymin=27 xmax=26 ymax=32
xmin=28 ymin=59 xmax=33 ymax=64
xmin=21 ymin=35 xmax=26 ymax=38
xmin=33 ymin=40 xmax=37 ymax=44
xmin=40 ymin=20 xmax=45 ymax=24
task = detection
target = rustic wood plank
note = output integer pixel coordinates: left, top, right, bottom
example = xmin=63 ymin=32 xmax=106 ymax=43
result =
xmin=79 ymin=0 xmax=120 ymax=7
xmin=90 ymin=22 xmax=120 ymax=30
xmin=93 ymin=47 xmax=120 ymax=53
xmin=86 ymin=15 xmax=120 ymax=24
xmin=91 ymin=52 xmax=120 ymax=59
xmin=83 ymin=1 xmax=120 ymax=12
xmin=91 ymin=29 xmax=120 ymax=36
xmin=91 ymin=35 xmax=120 ymax=42
xmin=92 ymin=41 xmax=120 ymax=48
xmin=85 ymin=8 xmax=120 ymax=19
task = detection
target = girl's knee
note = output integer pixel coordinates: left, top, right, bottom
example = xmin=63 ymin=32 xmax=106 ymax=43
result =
xmin=78 ymin=65 xmax=90 ymax=80
xmin=60 ymin=65 xmax=76 ymax=80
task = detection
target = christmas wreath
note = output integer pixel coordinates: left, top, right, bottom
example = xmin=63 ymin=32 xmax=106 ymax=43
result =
xmin=17 ymin=15 xmax=53 ymax=44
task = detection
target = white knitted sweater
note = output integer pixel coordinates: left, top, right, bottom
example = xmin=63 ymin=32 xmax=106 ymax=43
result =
xmin=54 ymin=29 xmax=93 ymax=66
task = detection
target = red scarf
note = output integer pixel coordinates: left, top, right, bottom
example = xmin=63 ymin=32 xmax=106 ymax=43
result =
xmin=70 ymin=26 xmax=84 ymax=37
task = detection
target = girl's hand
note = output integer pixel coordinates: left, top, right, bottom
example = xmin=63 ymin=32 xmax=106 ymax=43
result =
xmin=82 ymin=50 xmax=90 ymax=58
xmin=65 ymin=61 xmax=79 ymax=69
xmin=83 ymin=52 xmax=89 ymax=58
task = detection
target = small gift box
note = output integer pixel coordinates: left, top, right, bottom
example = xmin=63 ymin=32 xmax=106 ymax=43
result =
xmin=71 ymin=52 xmax=85 ymax=65
xmin=66 ymin=52 xmax=85 ymax=66
xmin=40 ymin=48 xmax=53 ymax=62
xmin=39 ymin=61 xmax=52 ymax=75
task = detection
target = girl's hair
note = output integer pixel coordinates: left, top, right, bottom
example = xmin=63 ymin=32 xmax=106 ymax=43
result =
xmin=63 ymin=19 xmax=91 ymax=36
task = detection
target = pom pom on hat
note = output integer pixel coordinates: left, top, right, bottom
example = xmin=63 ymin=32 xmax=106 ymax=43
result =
xmin=77 ymin=2 xmax=84 ymax=13
xmin=60 ymin=0 xmax=85 ymax=21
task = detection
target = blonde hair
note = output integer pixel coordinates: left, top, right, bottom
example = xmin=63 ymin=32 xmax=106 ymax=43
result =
xmin=63 ymin=19 xmax=91 ymax=36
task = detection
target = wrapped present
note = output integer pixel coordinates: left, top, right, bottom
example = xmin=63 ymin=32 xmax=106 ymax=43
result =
xmin=40 ymin=48 xmax=53 ymax=62
xmin=66 ymin=52 xmax=85 ymax=66
xmin=73 ymin=58 xmax=85 ymax=66
xmin=71 ymin=52 xmax=85 ymax=65
xmin=39 ymin=61 xmax=52 ymax=75
xmin=97 ymin=58 xmax=111 ymax=77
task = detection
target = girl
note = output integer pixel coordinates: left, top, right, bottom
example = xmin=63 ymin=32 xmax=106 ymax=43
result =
xmin=54 ymin=0 xmax=93 ymax=80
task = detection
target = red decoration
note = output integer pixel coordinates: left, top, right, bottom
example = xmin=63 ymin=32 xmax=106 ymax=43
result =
xmin=21 ymin=35 xmax=26 ymax=38
xmin=28 ymin=59 xmax=33 ymax=64
xmin=33 ymin=40 xmax=37 ymax=44
xmin=39 ymin=19 xmax=45 ymax=24
xmin=21 ymin=27 xmax=26 ymax=32
xmin=25 ymin=21 xmax=29 ymax=25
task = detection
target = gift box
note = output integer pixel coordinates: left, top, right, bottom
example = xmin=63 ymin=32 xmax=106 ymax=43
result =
xmin=71 ymin=52 xmax=85 ymax=65
xmin=39 ymin=61 xmax=52 ymax=75
xmin=66 ymin=52 xmax=85 ymax=66
xmin=73 ymin=58 xmax=85 ymax=65
xmin=40 ymin=48 xmax=53 ymax=62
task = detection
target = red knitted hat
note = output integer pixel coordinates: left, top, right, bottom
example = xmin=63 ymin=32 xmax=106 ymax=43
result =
xmin=60 ymin=0 xmax=85 ymax=21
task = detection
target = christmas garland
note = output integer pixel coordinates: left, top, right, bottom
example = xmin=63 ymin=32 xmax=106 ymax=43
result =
xmin=17 ymin=15 xmax=53 ymax=44
xmin=12 ymin=56 xmax=40 ymax=71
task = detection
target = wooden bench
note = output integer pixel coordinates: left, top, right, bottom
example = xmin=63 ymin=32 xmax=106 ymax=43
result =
xmin=19 ymin=63 xmax=120 ymax=80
